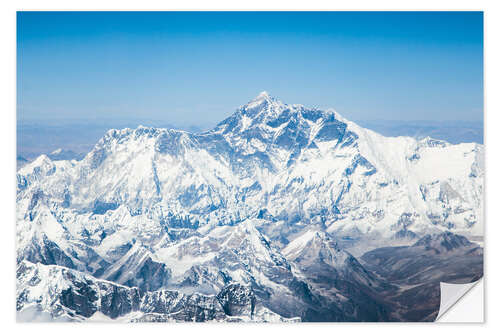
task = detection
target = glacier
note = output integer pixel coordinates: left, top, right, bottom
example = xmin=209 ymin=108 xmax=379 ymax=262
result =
xmin=16 ymin=92 xmax=483 ymax=322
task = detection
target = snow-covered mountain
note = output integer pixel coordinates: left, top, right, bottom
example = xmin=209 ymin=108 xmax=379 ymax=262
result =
xmin=17 ymin=260 xmax=297 ymax=322
xmin=16 ymin=92 xmax=484 ymax=322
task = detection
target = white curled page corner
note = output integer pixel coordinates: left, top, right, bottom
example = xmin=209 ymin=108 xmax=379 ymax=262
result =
xmin=436 ymin=279 xmax=484 ymax=322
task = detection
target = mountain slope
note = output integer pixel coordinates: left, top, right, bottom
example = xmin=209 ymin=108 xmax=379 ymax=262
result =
xmin=282 ymin=229 xmax=395 ymax=321
xmin=361 ymin=232 xmax=483 ymax=321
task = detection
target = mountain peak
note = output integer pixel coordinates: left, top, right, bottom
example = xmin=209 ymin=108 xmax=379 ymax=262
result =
xmin=242 ymin=91 xmax=281 ymax=111
xmin=413 ymin=231 xmax=473 ymax=252
xmin=255 ymin=91 xmax=271 ymax=100
xmin=282 ymin=229 xmax=349 ymax=268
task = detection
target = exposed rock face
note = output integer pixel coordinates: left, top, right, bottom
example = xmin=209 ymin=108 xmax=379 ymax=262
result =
xmin=217 ymin=284 xmax=256 ymax=317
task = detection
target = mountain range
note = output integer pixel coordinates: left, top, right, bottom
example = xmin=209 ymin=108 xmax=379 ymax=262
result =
xmin=16 ymin=92 xmax=484 ymax=322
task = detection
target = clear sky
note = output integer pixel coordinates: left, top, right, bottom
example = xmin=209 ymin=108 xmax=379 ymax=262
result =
xmin=17 ymin=11 xmax=483 ymax=128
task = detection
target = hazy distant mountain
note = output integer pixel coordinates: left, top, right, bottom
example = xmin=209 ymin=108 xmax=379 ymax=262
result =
xmin=17 ymin=155 xmax=29 ymax=169
xmin=355 ymin=119 xmax=483 ymax=144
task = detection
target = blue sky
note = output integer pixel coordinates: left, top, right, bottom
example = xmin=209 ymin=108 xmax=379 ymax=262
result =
xmin=17 ymin=11 xmax=483 ymax=128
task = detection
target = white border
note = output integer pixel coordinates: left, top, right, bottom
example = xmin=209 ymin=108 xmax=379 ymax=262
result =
xmin=438 ymin=279 xmax=484 ymax=322
xmin=2 ymin=1 xmax=498 ymax=332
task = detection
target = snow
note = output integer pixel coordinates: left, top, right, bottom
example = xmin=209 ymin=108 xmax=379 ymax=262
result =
xmin=282 ymin=229 xmax=320 ymax=257
xmin=238 ymin=115 xmax=251 ymax=132
xmin=86 ymin=311 xmax=115 ymax=322
xmin=411 ymin=142 xmax=478 ymax=183
xmin=17 ymin=305 xmax=74 ymax=322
